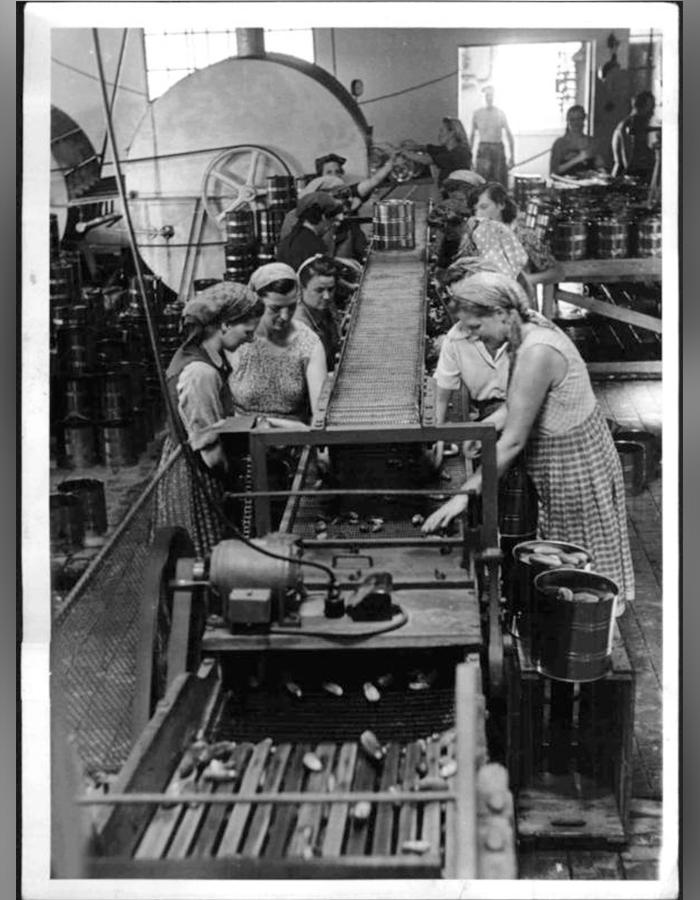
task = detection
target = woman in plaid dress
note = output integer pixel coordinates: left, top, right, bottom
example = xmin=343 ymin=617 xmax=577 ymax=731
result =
xmin=422 ymin=271 xmax=634 ymax=604
xmin=153 ymin=282 xmax=263 ymax=557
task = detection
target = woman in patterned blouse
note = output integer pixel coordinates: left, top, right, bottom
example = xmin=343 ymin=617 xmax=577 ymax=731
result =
xmin=227 ymin=262 xmax=327 ymax=423
xmin=423 ymin=270 xmax=634 ymax=606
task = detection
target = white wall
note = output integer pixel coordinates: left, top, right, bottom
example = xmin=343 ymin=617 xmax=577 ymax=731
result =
xmin=51 ymin=28 xmax=150 ymax=164
xmin=314 ymin=28 xmax=629 ymax=156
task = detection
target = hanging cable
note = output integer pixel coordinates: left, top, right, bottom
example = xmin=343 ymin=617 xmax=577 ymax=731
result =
xmin=97 ymin=29 xmax=129 ymax=171
xmin=92 ymin=29 xmax=336 ymax=590
xmin=359 ymin=69 xmax=458 ymax=106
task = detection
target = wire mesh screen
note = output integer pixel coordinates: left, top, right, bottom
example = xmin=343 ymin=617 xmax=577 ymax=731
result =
xmin=50 ymin=449 xmax=181 ymax=776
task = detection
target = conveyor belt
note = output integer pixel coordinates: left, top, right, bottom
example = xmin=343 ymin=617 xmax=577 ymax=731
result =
xmin=324 ymin=204 xmax=428 ymax=427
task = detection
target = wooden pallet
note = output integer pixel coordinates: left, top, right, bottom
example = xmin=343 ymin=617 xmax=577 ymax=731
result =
xmin=506 ymin=623 xmax=635 ymax=846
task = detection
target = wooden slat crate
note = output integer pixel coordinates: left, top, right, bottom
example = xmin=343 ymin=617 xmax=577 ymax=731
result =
xmin=505 ymin=623 xmax=635 ymax=846
xmin=84 ymin=660 xmax=516 ymax=879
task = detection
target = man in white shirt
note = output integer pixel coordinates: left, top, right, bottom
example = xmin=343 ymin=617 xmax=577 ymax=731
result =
xmin=470 ymin=86 xmax=515 ymax=188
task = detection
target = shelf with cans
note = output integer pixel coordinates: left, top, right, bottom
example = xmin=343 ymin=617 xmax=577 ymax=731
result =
xmin=517 ymin=178 xmax=662 ymax=377
xmin=49 ymin=245 xmax=185 ymax=470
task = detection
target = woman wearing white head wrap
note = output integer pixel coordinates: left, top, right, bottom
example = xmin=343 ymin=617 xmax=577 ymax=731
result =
xmin=225 ymin=263 xmax=327 ymax=422
xmin=423 ymin=270 xmax=634 ymax=610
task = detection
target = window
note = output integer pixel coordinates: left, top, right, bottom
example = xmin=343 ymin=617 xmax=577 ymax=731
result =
xmin=143 ymin=28 xmax=315 ymax=101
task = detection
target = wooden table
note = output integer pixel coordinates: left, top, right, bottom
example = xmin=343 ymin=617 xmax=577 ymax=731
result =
xmin=529 ymin=258 xmax=662 ymax=377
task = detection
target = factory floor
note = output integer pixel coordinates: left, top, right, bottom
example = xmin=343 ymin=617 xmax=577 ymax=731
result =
xmin=49 ymin=378 xmax=667 ymax=881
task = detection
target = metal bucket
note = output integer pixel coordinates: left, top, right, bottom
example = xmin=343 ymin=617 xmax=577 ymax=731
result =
xmin=511 ymin=540 xmax=592 ymax=641
xmin=57 ymin=478 xmax=107 ymax=546
xmin=534 ymin=568 xmax=619 ymax=682
xmin=615 ymin=439 xmax=646 ymax=494
xmin=50 ymin=493 xmax=85 ymax=553
xmin=615 ymin=429 xmax=659 ymax=483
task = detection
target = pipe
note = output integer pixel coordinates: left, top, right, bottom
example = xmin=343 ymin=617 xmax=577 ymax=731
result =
xmin=236 ymin=28 xmax=265 ymax=57
xmin=77 ymin=788 xmax=457 ymax=806
xmin=98 ymin=28 xmax=129 ymax=170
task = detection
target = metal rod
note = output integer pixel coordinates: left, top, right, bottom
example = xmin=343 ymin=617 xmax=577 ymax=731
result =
xmin=92 ymin=29 xmax=178 ymax=439
xmin=98 ymin=28 xmax=129 ymax=169
xmin=454 ymin=662 xmax=478 ymax=878
xmin=223 ymin=487 xmax=476 ymax=498
xmin=77 ymin=789 xmax=456 ymax=806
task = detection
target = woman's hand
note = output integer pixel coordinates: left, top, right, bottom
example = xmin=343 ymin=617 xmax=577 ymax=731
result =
xmin=421 ymin=492 xmax=469 ymax=533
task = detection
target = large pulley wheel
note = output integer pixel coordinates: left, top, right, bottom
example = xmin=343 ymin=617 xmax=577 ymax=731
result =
xmin=201 ymin=144 xmax=292 ymax=228
xmin=132 ymin=526 xmax=204 ymax=737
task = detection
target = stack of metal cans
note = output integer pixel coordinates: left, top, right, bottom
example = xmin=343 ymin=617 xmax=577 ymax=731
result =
xmin=224 ymin=209 xmax=257 ymax=284
xmin=372 ymin=199 xmax=416 ymax=250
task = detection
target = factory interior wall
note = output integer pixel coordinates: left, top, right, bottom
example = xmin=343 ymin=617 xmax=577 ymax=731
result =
xmin=50 ymin=26 xmax=638 ymax=180
xmin=51 ymin=28 xmax=150 ymax=163
xmin=315 ymin=28 xmax=631 ymax=176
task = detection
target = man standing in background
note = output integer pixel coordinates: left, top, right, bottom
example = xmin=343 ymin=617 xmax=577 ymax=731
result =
xmin=470 ymin=85 xmax=515 ymax=188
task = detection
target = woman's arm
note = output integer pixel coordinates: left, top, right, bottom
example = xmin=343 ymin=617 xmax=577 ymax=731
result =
xmin=177 ymin=362 xmax=228 ymax=472
xmin=305 ymin=339 xmax=328 ymax=420
xmin=355 ymin=157 xmax=395 ymax=200
xmin=422 ymin=342 xmax=561 ymax=531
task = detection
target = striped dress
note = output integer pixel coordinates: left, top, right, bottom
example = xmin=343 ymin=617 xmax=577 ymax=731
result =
xmin=518 ymin=324 xmax=635 ymax=601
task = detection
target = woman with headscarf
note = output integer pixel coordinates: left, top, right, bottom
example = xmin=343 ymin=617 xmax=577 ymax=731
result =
xmin=401 ymin=118 xmax=473 ymax=186
xmin=276 ymin=192 xmax=346 ymax=272
xmin=153 ymin=281 xmax=263 ymax=555
xmin=227 ymin=262 xmax=327 ymax=423
xmin=294 ymin=254 xmax=341 ymax=371
xmin=422 ymin=270 xmax=634 ymax=608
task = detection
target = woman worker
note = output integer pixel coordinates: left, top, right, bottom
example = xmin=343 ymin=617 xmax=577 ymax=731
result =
xmin=154 ymin=281 xmax=263 ymax=555
xmin=401 ymin=118 xmax=473 ymax=186
xmin=550 ymin=105 xmax=606 ymax=177
xmin=294 ymin=254 xmax=341 ymax=371
xmin=276 ymin=192 xmax=345 ymax=272
xmin=422 ymin=270 xmax=634 ymax=607
xmin=227 ymin=262 xmax=327 ymax=423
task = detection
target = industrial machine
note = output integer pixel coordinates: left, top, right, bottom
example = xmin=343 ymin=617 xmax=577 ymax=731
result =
xmin=76 ymin=199 xmax=516 ymax=878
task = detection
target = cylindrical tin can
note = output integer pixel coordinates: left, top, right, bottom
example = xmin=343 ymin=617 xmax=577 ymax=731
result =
xmin=552 ymin=217 xmax=589 ymax=261
xmin=513 ymin=175 xmax=546 ymax=211
xmin=637 ymin=215 xmax=662 ymax=257
xmin=97 ymin=369 xmax=132 ymax=421
xmin=225 ymin=209 xmax=256 ymax=245
xmin=97 ymin=419 xmax=137 ymax=468
xmin=596 ymin=216 xmax=629 ymax=259
xmin=59 ymin=417 xmax=97 ymax=469
xmin=62 ymin=374 xmax=96 ymax=421
xmin=534 ymin=569 xmax=619 ymax=682
xmin=266 ymin=175 xmax=296 ymax=210
xmin=57 ymin=478 xmax=107 ymax=545
xmin=256 ymin=243 xmax=276 ymax=266
xmin=50 ymin=493 xmax=84 ymax=552
xmin=56 ymin=324 xmax=95 ymax=376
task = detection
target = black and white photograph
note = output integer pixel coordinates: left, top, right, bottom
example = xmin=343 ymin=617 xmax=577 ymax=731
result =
xmin=20 ymin=3 xmax=680 ymax=896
